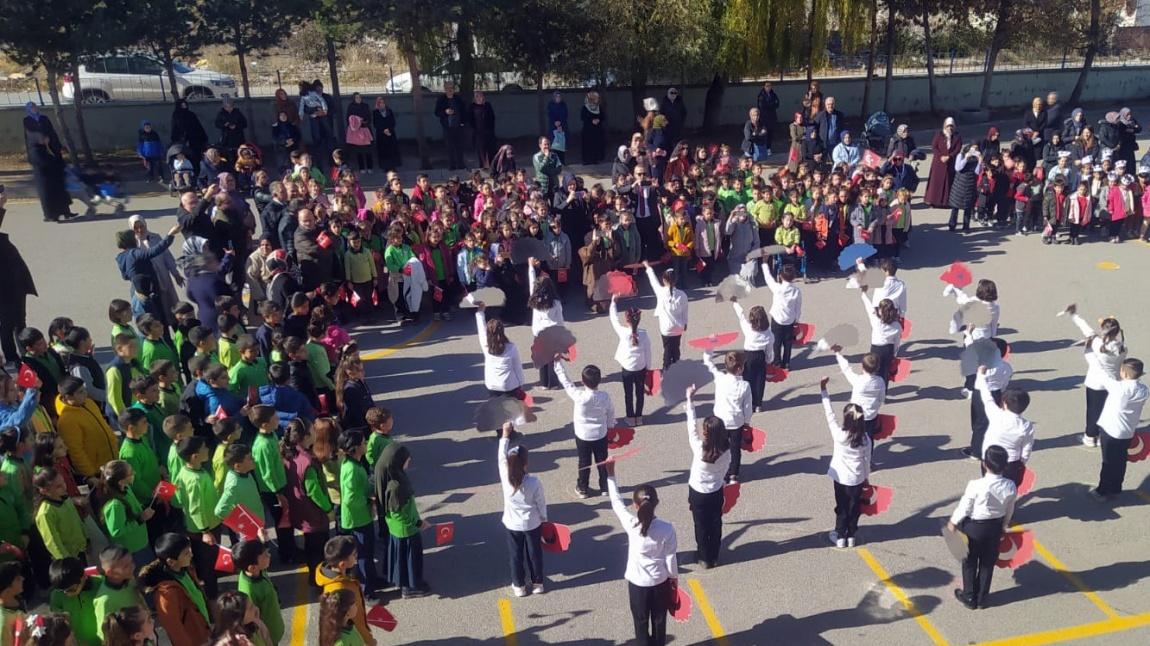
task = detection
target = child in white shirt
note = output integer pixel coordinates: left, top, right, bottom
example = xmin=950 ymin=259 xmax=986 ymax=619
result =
xmin=554 ymin=357 xmax=616 ymax=499
xmin=609 ymin=296 xmax=652 ymax=426
xmin=644 ymin=261 xmax=688 ymax=369
xmin=703 ymin=350 xmax=752 ymax=483
xmin=948 ymin=445 xmax=1016 ymax=610
xmin=1093 ymin=358 xmax=1148 ymax=498
xmin=819 ymin=376 xmax=871 ymax=548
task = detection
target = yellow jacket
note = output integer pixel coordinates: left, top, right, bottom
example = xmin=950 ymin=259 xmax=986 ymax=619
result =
xmin=665 ymin=222 xmax=694 ymax=257
xmin=55 ymin=397 xmax=120 ymax=477
xmin=315 ymin=565 xmax=373 ymax=645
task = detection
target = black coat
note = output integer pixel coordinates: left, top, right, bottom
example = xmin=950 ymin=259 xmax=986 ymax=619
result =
xmin=1043 ymin=103 xmax=1064 ymax=142
xmin=372 ymin=108 xmax=402 ymax=169
xmin=1023 ymin=109 xmax=1047 ymax=138
xmin=28 ymin=144 xmax=71 ymax=219
xmin=756 ymin=89 xmax=780 ymax=126
xmin=814 ymin=109 xmax=846 ymax=148
xmin=171 ymin=105 xmax=208 ymax=149
xmin=434 ymin=94 xmax=467 ymax=130
xmin=0 ymin=231 xmax=36 ymax=318
xmin=659 ymin=95 xmax=687 ymax=143
xmin=214 ymin=108 xmax=248 ymax=149
xmin=23 ymin=114 xmax=61 ymax=157
xmin=469 ymin=102 xmax=495 ymax=135
xmin=948 ymin=156 xmax=979 ymax=210
xmin=260 ymin=200 xmax=288 ymax=249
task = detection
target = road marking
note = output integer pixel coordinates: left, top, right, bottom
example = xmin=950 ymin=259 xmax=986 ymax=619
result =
xmin=686 ymin=578 xmax=729 ymax=645
xmin=855 ymin=548 xmax=949 ymax=646
xmin=289 ymin=566 xmax=311 ymax=646
xmin=1032 ymin=538 xmax=1118 ymax=619
xmin=361 ymin=320 xmax=441 ymax=360
xmin=973 ymin=611 xmax=1150 ymax=646
xmin=1095 ymin=261 xmax=1120 ymax=270
xmin=498 ymin=598 xmax=518 ymax=646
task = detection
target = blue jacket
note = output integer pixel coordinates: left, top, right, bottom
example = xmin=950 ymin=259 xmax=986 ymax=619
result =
xmin=547 ymin=100 xmax=568 ymax=133
xmin=115 ymin=234 xmax=174 ymax=296
xmin=194 ymin=379 xmax=244 ymax=419
xmin=0 ymin=389 xmax=39 ymax=430
xmin=137 ymin=128 xmax=163 ymax=159
xmin=258 ymin=384 xmax=315 ymax=426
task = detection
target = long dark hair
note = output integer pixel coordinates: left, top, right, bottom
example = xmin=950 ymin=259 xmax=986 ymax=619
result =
xmin=280 ymin=418 xmax=310 ymax=461
xmin=1095 ymin=317 xmax=1126 ymax=355
xmin=528 ymin=275 xmax=558 ymax=311
xmin=626 ymin=307 xmax=642 ymax=346
xmin=319 ymin=589 xmax=357 ymax=646
xmin=842 ymin=403 xmax=867 ymax=448
xmin=333 ymin=356 xmax=364 ymax=414
xmin=876 ymin=299 xmax=900 ymax=325
xmin=212 ymin=591 xmax=256 ymax=641
xmin=102 ymin=606 xmax=150 ymax=646
xmin=506 ymin=445 xmax=528 ymax=494
xmin=633 ymin=484 xmax=659 ymax=537
xmin=701 ymin=416 xmax=731 ymax=464
xmin=311 ymin=418 xmax=342 ymax=462
xmin=486 ymin=317 xmax=509 ymax=355
xmin=32 ymin=433 xmax=59 ymax=469
xmin=747 ymin=306 xmax=769 ymax=332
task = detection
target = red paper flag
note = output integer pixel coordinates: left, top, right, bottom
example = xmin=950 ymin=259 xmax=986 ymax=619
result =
xmin=277 ymin=505 xmax=292 ymax=529
xmin=247 ymin=386 xmax=259 ymax=407
xmin=15 ymin=364 xmax=37 ymax=389
xmin=222 ymin=504 xmax=265 ymax=540
xmin=349 ymin=288 xmax=363 ymax=307
xmin=214 ymin=405 xmax=228 ymax=420
xmin=597 ymin=446 xmax=643 ymax=468
xmin=765 ymin=365 xmax=789 ymax=383
xmin=557 ymin=268 xmax=569 ymax=283
xmin=522 ymin=391 xmax=535 ymax=408
xmin=317 ymin=393 xmax=329 ymax=415
xmin=1127 ymin=431 xmax=1150 ymax=463
xmin=996 ymin=529 xmax=1035 ymax=569
xmin=372 ymin=288 xmax=380 ymax=306
xmin=1002 ymin=343 xmax=1012 ymax=361
xmin=741 ymin=426 xmax=766 ymax=452
xmin=566 ymin=344 xmax=578 ymax=362
xmin=873 ymin=414 xmax=897 ymax=441
xmin=316 ymin=231 xmax=334 ymax=249
xmin=862 ymin=149 xmax=883 ymax=169
xmin=366 ymin=604 xmax=398 ymax=632
xmin=153 ymin=480 xmax=177 ymax=504
xmin=83 ymin=566 xmax=100 ymax=577
xmin=794 ymin=323 xmax=816 ymax=345
xmin=540 ymin=522 xmax=573 ymax=553
xmin=607 ymin=426 xmax=636 ymax=450
xmin=433 ymin=286 xmax=444 ymax=303
xmin=0 ymin=543 xmax=24 ymax=560
xmin=1017 ymin=467 xmax=1036 ymax=496
xmin=722 ymin=482 xmax=741 ymax=515
xmin=686 ymin=332 xmax=740 ymax=351
xmin=860 ymin=483 xmax=893 ymax=516
xmin=214 ymin=546 xmax=235 ymax=573
xmin=435 ymin=522 xmax=455 ymax=546
xmin=890 ymin=358 xmax=912 ymax=382
xmin=402 ymin=264 xmax=413 ymax=276
xmin=644 ymin=369 xmax=662 ymax=396
xmin=694 ymin=259 xmax=706 ymax=273
xmin=900 ymin=318 xmax=912 ymax=341
xmin=669 ymin=585 xmax=693 ymax=623
xmin=940 ymin=262 xmax=973 ymax=289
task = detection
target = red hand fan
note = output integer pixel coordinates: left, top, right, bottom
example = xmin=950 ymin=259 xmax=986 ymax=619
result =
xmin=607 ymin=426 xmax=636 ymax=450
xmin=366 ymin=604 xmax=398 ymax=632
xmin=996 ymin=529 xmax=1035 ymax=568
xmin=557 ymin=268 xmax=569 ymax=283
xmin=860 ymin=484 xmax=893 ymax=516
xmin=222 ymin=504 xmax=265 ymax=541
xmin=873 ymin=414 xmax=897 ymax=441
xmin=890 ymin=358 xmax=912 ymax=382
xmin=522 ymin=391 xmax=534 ymax=408
xmin=540 ymin=522 xmax=573 ymax=553
xmin=940 ymin=262 xmax=973 ymax=289
xmin=565 ymin=344 xmax=578 ymax=362
xmin=1127 ymin=432 xmax=1150 ymax=463
xmin=694 ymin=259 xmax=706 ymax=272
xmin=604 ymin=271 xmax=637 ymax=297
xmin=686 ymin=332 xmax=740 ymax=351
xmin=1003 ymin=343 xmax=1012 ymax=361
xmin=900 ymin=318 xmax=912 ymax=341
xmin=214 ymin=546 xmax=235 ymax=573
xmin=722 ymin=482 xmax=741 ymax=515
xmin=741 ymin=427 xmax=766 ymax=453
xmin=435 ymin=522 xmax=455 ymax=546
xmin=644 ymin=369 xmax=662 ymax=396
xmin=765 ymin=365 xmax=789 ymax=383
xmin=794 ymin=323 xmax=816 ymax=345
xmin=1017 ymin=467 xmax=1036 ymax=496
xmin=669 ymin=585 xmax=693 ymax=623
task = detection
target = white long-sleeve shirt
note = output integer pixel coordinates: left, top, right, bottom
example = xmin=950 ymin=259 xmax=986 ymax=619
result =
xmin=645 ymin=267 xmax=688 ymax=336
xmin=498 ymin=438 xmax=547 ymax=531
xmin=976 ymin=373 xmax=1034 ymax=462
xmin=607 ymin=477 xmax=678 ymax=587
xmin=554 ymin=361 xmax=616 ymax=441
xmin=868 ymin=272 xmax=908 ymax=315
xmin=861 ymin=292 xmax=902 ymax=347
xmin=528 ymin=265 xmax=564 ymax=336
xmin=685 ymin=396 xmax=731 ymax=494
xmin=703 ymin=351 xmax=752 ymax=430
xmin=1070 ymin=314 xmax=1126 ymax=390
xmin=981 ymin=360 xmax=1014 ymax=392
xmin=822 ymin=391 xmax=870 ymax=486
xmin=609 ymin=300 xmax=652 ymax=371
xmin=476 ymin=311 xmax=527 ymax=392
xmin=836 ymin=353 xmax=886 ymax=420
xmin=761 ymin=262 xmax=802 ymax=325
xmin=733 ymin=303 xmax=774 ymax=360
xmin=949 ymin=473 xmax=1016 ymax=527
xmin=953 ymin=290 xmax=1000 ymax=344
xmin=1098 ymin=376 xmax=1149 ymax=440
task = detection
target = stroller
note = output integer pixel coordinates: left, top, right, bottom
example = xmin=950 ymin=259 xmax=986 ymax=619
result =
xmin=65 ymin=166 xmax=128 ymax=217
xmin=863 ymin=111 xmax=892 ymax=152
xmin=167 ymin=143 xmax=196 ymax=196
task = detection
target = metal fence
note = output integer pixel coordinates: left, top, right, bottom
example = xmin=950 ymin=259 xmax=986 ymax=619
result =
xmin=4 ymin=51 xmax=1150 ymax=108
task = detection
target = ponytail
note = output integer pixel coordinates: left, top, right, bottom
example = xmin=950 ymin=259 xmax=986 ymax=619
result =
xmin=633 ymin=485 xmax=659 ymax=537
xmin=1098 ymin=317 xmax=1126 ymax=355
xmin=506 ymin=445 xmax=528 ymax=494
xmin=626 ymin=307 xmax=642 ymax=347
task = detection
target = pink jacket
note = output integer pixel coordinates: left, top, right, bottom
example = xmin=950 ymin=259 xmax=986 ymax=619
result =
xmin=346 ymin=115 xmax=373 ymax=146
xmin=1107 ymin=186 xmax=1133 ymax=221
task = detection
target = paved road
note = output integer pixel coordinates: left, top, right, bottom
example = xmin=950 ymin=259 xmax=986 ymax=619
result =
xmin=4 ymin=153 xmax=1150 ymax=645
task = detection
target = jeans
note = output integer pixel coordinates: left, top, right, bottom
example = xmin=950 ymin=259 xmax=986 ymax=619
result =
xmin=575 ymin=436 xmax=608 ymax=492
xmin=622 ymin=368 xmax=646 ymax=418
xmin=771 ymin=319 xmax=795 ymax=368
xmin=628 ymin=580 xmax=670 ymax=646
xmin=960 ymin=518 xmax=1004 ymax=605
xmin=1098 ymin=432 xmax=1132 ymax=495
xmin=661 ymin=335 xmax=682 ymax=370
xmin=388 ymin=532 xmax=425 ymax=591
xmin=688 ymin=486 xmax=723 ymax=565
xmin=506 ymin=527 xmax=544 ymax=587
xmin=833 ymin=481 xmax=863 ymax=538
xmin=1084 ymin=387 xmax=1108 ymax=439
xmin=350 ymin=523 xmax=381 ymax=591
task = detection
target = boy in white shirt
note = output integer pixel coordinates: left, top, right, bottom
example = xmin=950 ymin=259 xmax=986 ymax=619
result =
xmin=975 ymin=366 xmax=1034 ymax=486
xmin=761 ymin=261 xmax=802 ymax=369
xmin=948 ymin=445 xmax=1017 ymax=610
xmin=703 ymin=350 xmax=752 ymax=483
xmin=964 ymin=339 xmax=1013 ymax=460
xmin=858 ymin=256 xmax=907 ymax=315
xmin=831 ymin=347 xmax=886 ymax=441
xmin=644 ymin=261 xmax=688 ymax=369
xmin=1093 ymin=358 xmax=1149 ymax=499
xmin=554 ymin=355 xmax=617 ymax=499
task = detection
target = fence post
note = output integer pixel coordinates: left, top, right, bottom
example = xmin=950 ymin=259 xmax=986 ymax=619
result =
xmin=949 ymin=50 xmax=955 ymax=75
xmin=276 ymin=69 xmax=282 ymax=89
xmin=1061 ymin=48 xmax=1067 ymax=70
xmin=34 ymin=77 xmax=44 ymax=105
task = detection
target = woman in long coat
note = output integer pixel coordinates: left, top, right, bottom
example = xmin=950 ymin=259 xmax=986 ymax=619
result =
xmin=171 ymin=99 xmax=209 ymax=171
xmin=925 ymin=117 xmax=962 ymax=208
xmin=469 ymin=91 xmax=497 ymax=170
xmin=373 ymin=96 xmax=402 ymax=172
xmin=581 ymin=91 xmax=607 ymax=164
xmin=28 ymin=134 xmax=73 ymax=223
xmin=23 ymin=102 xmax=61 ymax=160
xmin=579 ymin=217 xmax=619 ymax=313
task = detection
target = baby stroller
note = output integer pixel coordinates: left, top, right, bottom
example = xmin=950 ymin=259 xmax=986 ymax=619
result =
xmin=167 ymin=143 xmax=195 ymax=196
xmin=863 ymin=111 xmax=892 ymax=152
xmin=65 ymin=166 xmax=128 ymax=217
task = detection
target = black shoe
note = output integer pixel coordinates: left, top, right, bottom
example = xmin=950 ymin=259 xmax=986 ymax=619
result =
xmin=953 ymin=588 xmax=977 ymax=610
xmin=402 ymin=587 xmax=429 ymax=599
xmin=960 ymin=447 xmax=979 ymax=461
xmin=574 ymin=486 xmax=591 ymax=499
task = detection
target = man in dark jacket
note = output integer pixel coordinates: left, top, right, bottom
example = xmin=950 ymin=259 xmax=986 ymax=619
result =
xmin=879 ymin=152 xmax=920 ymax=193
xmin=293 ymin=208 xmax=333 ymax=291
xmin=814 ymin=97 xmax=846 ymax=149
xmin=1042 ymin=92 xmax=1063 ymax=145
xmin=0 ymin=193 xmax=37 ymax=367
xmin=176 ymin=185 xmax=218 ymax=241
xmin=659 ymin=88 xmax=688 ymax=147
xmin=260 ymin=182 xmax=289 ymax=250
xmin=434 ymin=81 xmax=468 ymax=170
xmin=213 ymin=95 xmax=247 ymax=159
xmin=756 ymin=82 xmax=781 ymax=153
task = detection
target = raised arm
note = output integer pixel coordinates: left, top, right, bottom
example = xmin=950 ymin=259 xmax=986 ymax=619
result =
xmin=685 ymin=388 xmax=702 ymax=453
xmin=475 ymin=308 xmax=489 ymax=352
xmin=860 ymin=290 xmax=880 ymax=327
xmin=1069 ymin=312 xmax=1096 ymax=339
xmin=497 ymin=436 xmax=511 ymax=493
xmin=608 ymin=297 xmax=629 ymax=337
xmin=761 ymin=259 xmax=781 ymax=292
xmin=606 ymin=476 xmax=633 ymax=528
xmin=552 ymin=359 xmax=580 ymax=402
xmin=835 ymin=352 xmax=860 ymax=386
xmin=528 ymin=262 xmax=538 ymax=298
xmin=702 ymin=350 xmax=723 ymax=379
xmin=644 ymin=264 xmax=663 ymax=295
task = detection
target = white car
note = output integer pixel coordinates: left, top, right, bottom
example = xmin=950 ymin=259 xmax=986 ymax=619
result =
xmin=62 ymin=54 xmax=236 ymax=104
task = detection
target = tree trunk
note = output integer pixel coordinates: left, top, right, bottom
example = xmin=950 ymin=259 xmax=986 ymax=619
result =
xmin=535 ymin=70 xmax=547 ymax=136
xmin=236 ymin=46 xmax=257 ymax=144
xmin=922 ymin=0 xmax=937 ymax=115
xmin=325 ymin=36 xmax=344 ymax=140
xmin=160 ymin=43 xmax=180 ymax=103
xmin=629 ymin=66 xmax=648 ymax=125
xmin=978 ymin=0 xmax=1011 ymax=110
xmin=702 ymin=73 xmax=726 ymax=133
xmin=861 ymin=0 xmax=879 ymax=120
xmin=806 ymin=0 xmax=818 ymax=83
xmin=67 ymin=58 xmax=94 ymax=166
xmin=457 ymin=16 xmax=475 ymax=97
xmin=882 ymin=1 xmax=895 ymax=113
xmin=44 ymin=67 xmax=78 ymax=167
xmin=1069 ymin=0 xmax=1100 ymax=105
xmin=404 ymin=48 xmax=429 ymax=169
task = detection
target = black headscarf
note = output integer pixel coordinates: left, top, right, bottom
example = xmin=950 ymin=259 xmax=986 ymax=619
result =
xmin=378 ymin=443 xmax=413 ymax=513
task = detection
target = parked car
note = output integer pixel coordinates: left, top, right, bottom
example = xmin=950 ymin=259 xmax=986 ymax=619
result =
xmin=62 ymin=55 xmax=236 ymax=104
xmin=386 ymin=58 xmax=530 ymax=94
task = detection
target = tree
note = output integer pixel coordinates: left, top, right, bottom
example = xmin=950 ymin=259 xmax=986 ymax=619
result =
xmin=882 ymin=0 xmax=896 ymax=114
xmin=311 ymin=0 xmax=368 ymax=141
xmin=917 ymin=0 xmax=939 ymax=115
xmin=127 ymin=0 xmax=203 ymax=102
xmin=860 ymin=0 xmax=879 ymax=119
xmin=1069 ymin=0 xmax=1123 ymax=105
xmin=197 ymin=0 xmax=306 ymax=141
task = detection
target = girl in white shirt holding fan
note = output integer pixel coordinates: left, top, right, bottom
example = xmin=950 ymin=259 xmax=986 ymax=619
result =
xmin=609 ymin=295 xmax=652 ymax=426
xmin=819 ymin=376 xmax=871 ymax=548
xmin=528 ymin=260 xmax=565 ymax=389
xmin=475 ymin=302 xmax=527 ymax=397
xmin=731 ymin=298 xmax=774 ymax=412
xmin=497 ymin=422 xmax=548 ymax=598
xmin=684 ymin=385 xmax=732 ymax=569
xmin=1062 ymin=305 xmax=1126 ymax=448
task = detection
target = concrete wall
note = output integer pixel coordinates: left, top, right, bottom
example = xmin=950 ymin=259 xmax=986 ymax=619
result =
xmin=3 ymin=65 xmax=1150 ymax=156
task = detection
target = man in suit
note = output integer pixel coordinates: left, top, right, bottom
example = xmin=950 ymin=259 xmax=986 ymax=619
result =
xmin=815 ymin=96 xmax=847 ymax=150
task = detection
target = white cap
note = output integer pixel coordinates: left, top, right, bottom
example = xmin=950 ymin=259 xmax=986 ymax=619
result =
xmin=1093 ymin=165 xmax=1103 ymax=172
xmin=1079 ymin=156 xmax=1092 ymax=165
xmin=1107 ymin=172 xmax=1118 ymax=181
xmin=1101 ymin=149 xmax=1113 ymax=160
xmin=1137 ymin=165 xmax=1150 ymax=176
xmin=1115 ymin=159 xmax=1127 ymax=168
xmin=1122 ymin=175 xmax=1134 ymax=185
xmin=1057 ymin=150 xmax=1071 ymax=158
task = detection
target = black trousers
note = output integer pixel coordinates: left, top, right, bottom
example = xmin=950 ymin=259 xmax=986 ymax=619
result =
xmin=622 ymin=368 xmax=647 ymax=418
xmin=961 ymin=518 xmax=1004 ymax=605
xmin=303 ymin=530 xmax=330 ymax=587
xmin=444 ymin=127 xmax=466 ymax=169
xmin=506 ymin=527 xmax=544 ymax=587
xmin=575 ymin=436 xmax=609 ymax=492
xmin=1098 ymin=432 xmax=1132 ymax=495
xmin=628 ymin=580 xmax=670 ymax=646
xmin=538 ymin=361 xmax=557 ymax=389
xmin=0 ymin=297 xmax=27 ymax=365
xmin=744 ymin=349 xmax=767 ymax=410
xmin=190 ymin=527 xmax=222 ymax=598
xmin=949 ymin=207 xmax=972 ymax=231
xmin=969 ymin=389 xmax=1003 ymax=454
xmin=661 ymin=335 xmax=682 ymax=370
xmin=261 ymin=491 xmax=296 ymax=562
xmin=833 ymin=481 xmax=863 ymax=538
xmin=1084 ymin=387 xmax=1108 ymax=439
xmin=771 ymin=319 xmax=795 ymax=368
xmin=688 ymin=486 xmax=723 ymax=565
xmin=870 ymin=343 xmax=895 ymax=387
xmin=726 ymin=427 xmax=744 ymax=480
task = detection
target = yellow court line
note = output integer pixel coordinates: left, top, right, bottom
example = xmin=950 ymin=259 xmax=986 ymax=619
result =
xmin=289 ymin=566 xmax=311 ymax=646
xmin=855 ymin=548 xmax=950 ymax=646
xmin=361 ymin=320 xmax=442 ymax=360
xmin=973 ymin=611 xmax=1150 ymax=646
xmin=686 ymin=578 xmax=729 ymax=645
xmin=498 ymin=598 xmax=518 ymax=646
xmin=1032 ymin=538 xmax=1119 ymax=619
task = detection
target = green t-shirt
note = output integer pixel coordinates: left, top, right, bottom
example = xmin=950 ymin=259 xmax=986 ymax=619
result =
xmin=35 ymin=497 xmax=85 ymax=559
xmin=215 ymin=470 xmax=264 ymax=522
xmin=365 ymin=432 xmax=393 ymax=469
xmin=140 ymin=337 xmax=179 ymax=374
xmin=0 ymin=458 xmax=31 ymax=531
xmin=93 ymin=578 xmax=145 ymax=640
xmin=218 ymin=336 xmax=241 ymax=370
xmin=306 ymin=341 xmax=335 ymax=390
xmin=252 ymin=432 xmax=287 ymax=494
xmin=120 ymin=437 xmax=161 ymax=504
xmin=102 ymin=491 xmax=149 ymax=553
xmin=339 ymin=458 xmax=372 ymax=530
xmin=175 ymin=465 xmax=220 ymax=532
xmin=50 ymin=576 xmax=101 ymax=646
xmin=239 ymin=571 xmax=284 ymax=644
xmin=229 ymin=358 xmax=269 ymax=394
xmin=385 ymin=496 xmax=422 ymax=538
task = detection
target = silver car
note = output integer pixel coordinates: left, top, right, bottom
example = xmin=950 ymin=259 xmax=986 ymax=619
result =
xmin=62 ymin=54 xmax=236 ymax=104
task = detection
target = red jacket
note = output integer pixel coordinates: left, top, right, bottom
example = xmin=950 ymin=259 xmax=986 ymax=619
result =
xmin=415 ymin=242 xmax=457 ymax=282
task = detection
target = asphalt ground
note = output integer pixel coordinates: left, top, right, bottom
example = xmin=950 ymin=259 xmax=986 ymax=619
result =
xmin=3 ymin=145 xmax=1150 ymax=646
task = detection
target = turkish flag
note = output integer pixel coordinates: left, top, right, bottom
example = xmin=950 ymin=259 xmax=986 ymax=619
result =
xmin=996 ymin=529 xmax=1035 ymax=568
xmin=435 ymin=522 xmax=455 ymax=546
xmin=214 ymin=405 xmax=228 ymax=420
xmin=862 ymin=149 xmax=883 ymax=169
xmin=606 ymin=426 xmax=636 ymax=450
xmin=522 ymin=391 xmax=534 ymax=408
xmin=722 ymin=482 xmax=741 ymax=515
xmin=433 ymin=286 xmax=444 ymax=303
xmin=890 ymin=358 xmax=912 ymax=382
xmin=741 ymin=426 xmax=767 ymax=453
xmin=793 ymin=323 xmax=816 ymax=345
xmin=214 ymin=546 xmax=235 ymax=573
xmin=15 ymin=364 xmax=37 ymax=389
xmin=83 ymin=566 xmax=100 ymax=577
xmin=247 ymin=386 xmax=259 ymax=407
xmin=694 ymin=259 xmax=706 ymax=273
xmin=372 ymin=288 xmax=380 ymax=306
xmin=557 ymin=269 xmax=569 ymax=283
xmin=222 ymin=504 xmax=265 ymax=541
xmin=859 ymin=483 xmax=893 ymax=516
xmin=686 ymin=332 xmax=740 ymax=351
xmin=349 ymin=288 xmax=362 ymax=307
xmin=765 ymin=365 xmax=789 ymax=383
xmin=316 ymin=231 xmax=334 ymax=249
xmin=366 ymin=604 xmax=398 ymax=632
xmin=940 ymin=262 xmax=973 ymax=289
xmin=317 ymin=393 xmax=329 ymax=415
xmin=644 ymin=369 xmax=662 ymax=396
xmin=153 ymin=480 xmax=177 ymax=504
xmin=873 ymin=414 xmax=897 ymax=441
xmin=540 ymin=522 xmax=573 ymax=553
xmin=1127 ymin=432 xmax=1150 ymax=462
xmin=900 ymin=318 xmax=912 ymax=341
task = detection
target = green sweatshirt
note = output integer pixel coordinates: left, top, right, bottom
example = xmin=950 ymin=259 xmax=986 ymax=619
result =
xmin=333 ymin=626 xmax=366 ymax=646
xmin=212 ymin=444 xmax=229 ymax=492
xmin=49 ymin=576 xmax=102 ymax=646
xmin=140 ymin=337 xmax=179 ymax=374
xmin=131 ymin=401 xmax=169 ymax=457
xmin=102 ymin=491 xmax=149 ymax=553
xmin=167 ymin=444 xmax=183 ymax=484
xmin=35 ymin=497 xmax=86 ymax=559
xmin=0 ymin=457 xmax=31 ymax=531
xmin=339 ymin=458 xmax=372 ymax=530
xmin=229 ymin=358 xmax=269 ymax=394
xmin=252 ymin=432 xmax=287 ymax=494
xmin=304 ymin=465 xmax=333 ymax=513
xmin=365 ymin=432 xmax=393 ymax=468
xmin=104 ymin=360 xmax=144 ymax=416
xmin=175 ymin=465 xmax=220 ymax=533
xmin=344 ymin=248 xmax=378 ymax=284
xmin=119 ymin=437 xmax=161 ymax=504
xmin=215 ymin=470 xmax=264 ymax=521
xmin=385 ymin=497 xmax=422 ymax=538
xmin=93 ymin=577 xmax=145 ymax=640
xmin=239 ymin=571 xmax=284 ymax=644
xmin=306 ymin=341 xmax=335 ymax=390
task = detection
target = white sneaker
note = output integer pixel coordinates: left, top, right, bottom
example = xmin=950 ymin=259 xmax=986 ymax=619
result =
xmin=511 ymin=584 xmax=528 ymax=597
xmin=1082 ymin=434 xmax=1098 ymax=447
xmin=532 ymin=583 xmax=545 ymax=595
xmin=836 ymin=537 xmax=847 ymax=548
xmin=847 ymin=537 xmax=856 ymax=548
xmin=961 ymin=388 xmax=972 ymax=399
